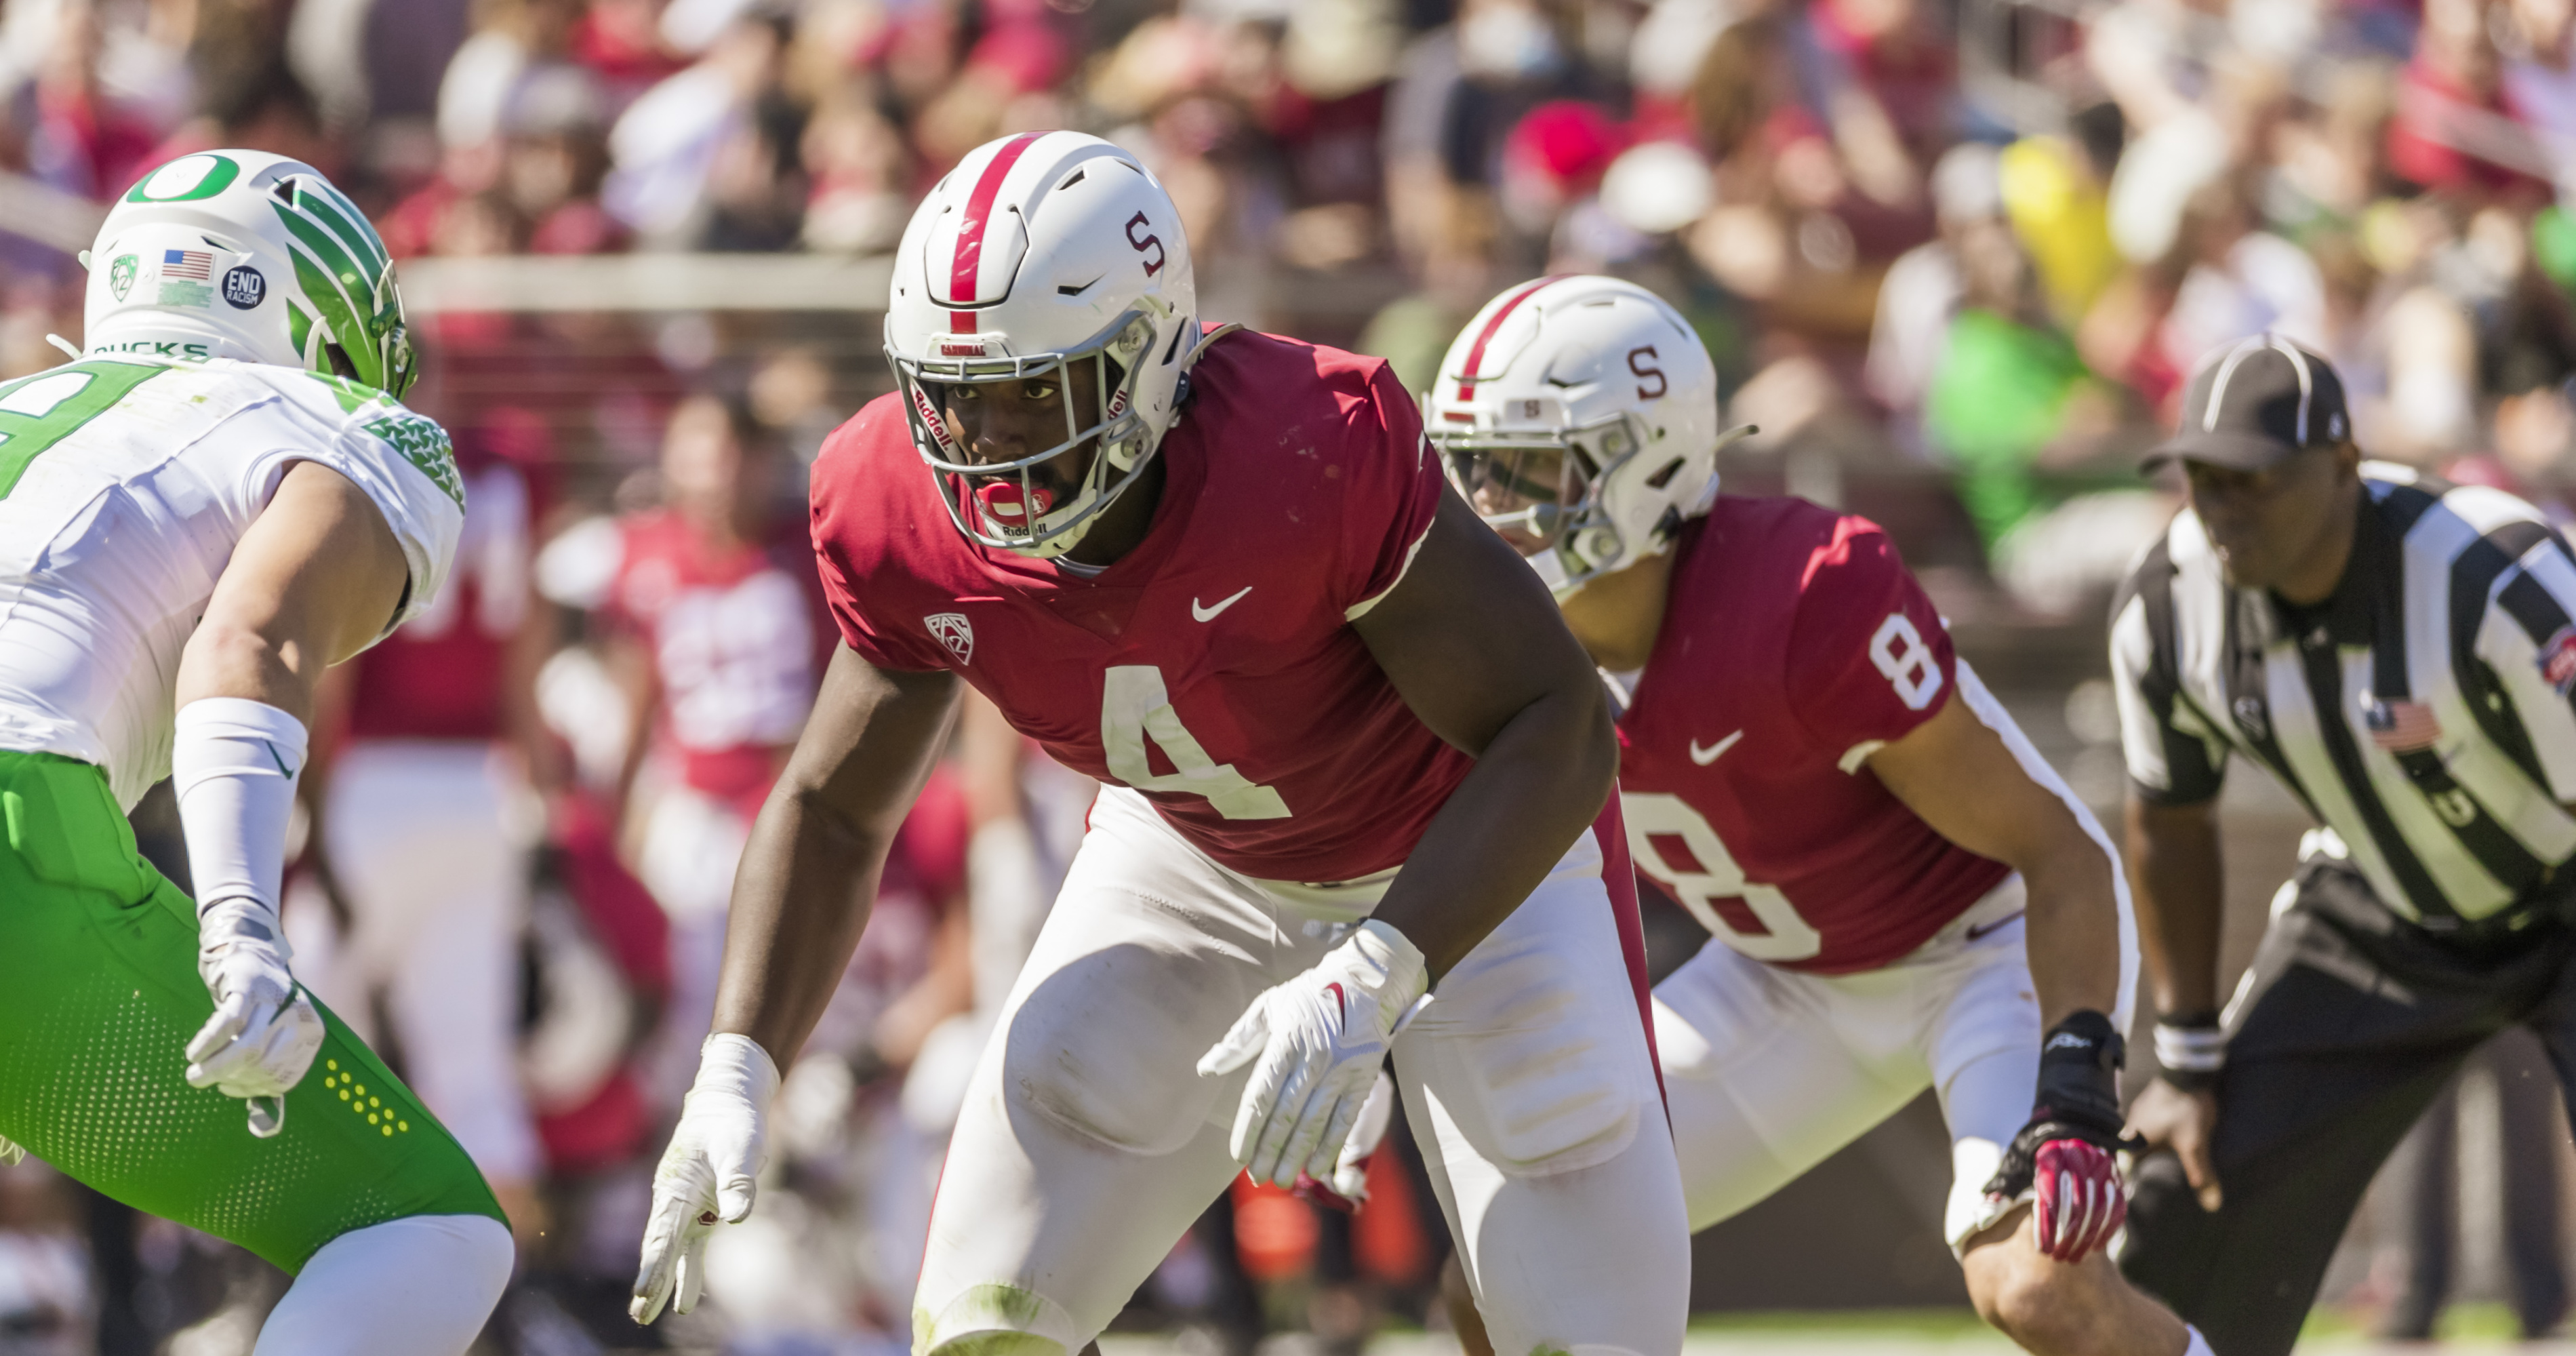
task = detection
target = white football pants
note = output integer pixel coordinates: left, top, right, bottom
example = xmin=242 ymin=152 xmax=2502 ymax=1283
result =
xmin=913 ymin=786 xmax=1689 ymax=1356
xmin=1653 ymin=874 xmax=2138 ymax=1249
xmin=298 ymin=740 xmax=540 ymax=1187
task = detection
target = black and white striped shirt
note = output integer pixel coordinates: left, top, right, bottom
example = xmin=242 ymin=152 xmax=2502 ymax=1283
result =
xmin=2112 ymin=463 xmax=2576 ymax=925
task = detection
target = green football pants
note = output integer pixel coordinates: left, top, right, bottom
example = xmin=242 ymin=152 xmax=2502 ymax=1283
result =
xmin=0 ymin=749 xmax=503 ymax=1272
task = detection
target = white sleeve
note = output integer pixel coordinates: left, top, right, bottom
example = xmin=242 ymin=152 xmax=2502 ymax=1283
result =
xmin=2110 ymin=585 xmax=2227 ymax=803
xmin=2474 ymin=538 xmax=2576 ymax=801
xmin=308 ymin=404 xmax=467 ymax=639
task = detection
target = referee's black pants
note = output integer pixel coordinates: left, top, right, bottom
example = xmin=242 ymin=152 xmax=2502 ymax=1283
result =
xmin=2119 ymin=857 xmax=2576 ymax=1356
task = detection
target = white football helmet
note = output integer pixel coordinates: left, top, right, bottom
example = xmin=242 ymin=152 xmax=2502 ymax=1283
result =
xmin=1426 ymin=275 xmax=1748 ymax=597
xmin=885 ymin=131 xmax=1199 ymax=559
xmin=83 ymin=150 xmax=416 ymax=397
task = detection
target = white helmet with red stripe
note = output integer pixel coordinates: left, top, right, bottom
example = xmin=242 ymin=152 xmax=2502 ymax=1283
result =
xmin=885 ymin=130 xmax=1198 ymax=559
xmin=1426 ymin=275 xmax=1744 ymax=597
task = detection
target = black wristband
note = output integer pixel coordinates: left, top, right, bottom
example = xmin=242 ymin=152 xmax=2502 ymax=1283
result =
xmin=2034 ymin=1010 xmax=2125 ymax=1135
xmin=2158 ymin=1064 xmax=2221 ymax=1094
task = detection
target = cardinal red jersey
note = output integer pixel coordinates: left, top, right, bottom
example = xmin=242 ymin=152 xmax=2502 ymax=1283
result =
xmin=601 ymin=512 xmax=825 ymax=808
xmin=1617 ymin=498 xmax=2010 ymax=975
xmin=811 ymin=329 xmax=1470 ymax=883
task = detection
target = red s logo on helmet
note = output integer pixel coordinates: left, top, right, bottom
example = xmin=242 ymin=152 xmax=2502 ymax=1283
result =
xmin=1629 ymin=346 xmax=1667 ymax=400
xmin=1126 ymin=212 xmax=1165 ymax=276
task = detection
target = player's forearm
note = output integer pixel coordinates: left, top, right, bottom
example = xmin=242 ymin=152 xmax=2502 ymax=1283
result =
xmin=2124 ymin=795 xmax=2226 ymax=1018
xmin=176 ymin=622 xmax=323 ymax=724
xmin=1371 ymin=683 xmax=1617 ymax=980
xmin=709 ymin=787 xmax=893 ymax=1070
xmin=2017 ymin=833 xmax=2125 ymax=1028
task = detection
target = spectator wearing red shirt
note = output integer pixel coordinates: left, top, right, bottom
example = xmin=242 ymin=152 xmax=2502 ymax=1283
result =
xmin=536 ymin=391 xmax=828 ymax=1105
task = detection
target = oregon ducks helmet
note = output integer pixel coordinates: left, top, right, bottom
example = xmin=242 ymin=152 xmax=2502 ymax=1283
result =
xmin=82 ymin=150 xmax=418 ymax=399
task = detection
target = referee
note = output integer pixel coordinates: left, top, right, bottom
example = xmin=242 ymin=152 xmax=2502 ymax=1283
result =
xmin=2110 ymin=334 xmax=2576 ymax=1355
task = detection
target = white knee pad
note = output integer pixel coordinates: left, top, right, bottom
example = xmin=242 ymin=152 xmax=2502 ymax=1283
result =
xmin=997 ymin=949 xmax=1236 ymax=1157
xmin=917 ymin=1281 xmax=1081 ymax=1356
xmin=256 ymin=1214 xmax=512 ymax=1356
xmin=1404 ymin=923 xmax=1655 ymax=1177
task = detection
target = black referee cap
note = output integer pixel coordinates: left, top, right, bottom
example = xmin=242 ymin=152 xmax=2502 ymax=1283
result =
xmin=2144 ymin=334 xmax=2351 ymax=471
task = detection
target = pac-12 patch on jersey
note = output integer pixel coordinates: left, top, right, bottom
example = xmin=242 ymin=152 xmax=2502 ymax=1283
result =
xmin=925 ymin=612 xmax=973 ymax=664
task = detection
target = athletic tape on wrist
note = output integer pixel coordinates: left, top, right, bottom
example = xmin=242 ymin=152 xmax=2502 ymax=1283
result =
xmin=172 ymin=698 xmax=308 ymax=917
xmin=2153 ymin=1021 xmax=2227 ymax=1073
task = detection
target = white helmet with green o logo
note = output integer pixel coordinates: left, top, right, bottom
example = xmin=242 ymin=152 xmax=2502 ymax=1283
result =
xmin=81 ymin=149 xmax=418 ymax=399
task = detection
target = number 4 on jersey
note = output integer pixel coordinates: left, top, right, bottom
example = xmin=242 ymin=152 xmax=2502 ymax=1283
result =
xmin=1102 ymin=665 xmax=1289 ymax=820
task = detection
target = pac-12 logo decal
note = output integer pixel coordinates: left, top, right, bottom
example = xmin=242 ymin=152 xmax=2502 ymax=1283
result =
xmin=222 ymin=265 xmax=264 ymax=309
xmin=926 ymin=612 xmax=974 ymax=666
xmin=108 ymin=254 xmax=137 ymax=301
xmin=2541 ymin=626 xmax=2576 ymax=696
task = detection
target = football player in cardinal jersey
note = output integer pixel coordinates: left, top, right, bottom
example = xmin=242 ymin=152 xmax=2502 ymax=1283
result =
xmin=1431 ymin=275 xmax=2207 ymax=1356
xmin=628 ymin=132 xmax=1688 ymax=1353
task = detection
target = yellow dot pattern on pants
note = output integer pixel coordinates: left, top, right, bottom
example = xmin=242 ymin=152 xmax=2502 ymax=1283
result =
xmin=317 ymin=1073 xmax=409 ymax=1134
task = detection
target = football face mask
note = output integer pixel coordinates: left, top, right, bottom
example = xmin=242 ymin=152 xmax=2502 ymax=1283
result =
xmin=1443 ymin=415 xmax=1641 ymax=588
xmin=892 ymin=311 xmax=1159 ymax=560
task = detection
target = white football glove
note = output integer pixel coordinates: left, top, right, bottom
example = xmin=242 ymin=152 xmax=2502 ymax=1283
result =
xmin=1334 ymin=1068 xmax=1396 ymax=1201
xmin=185 ymin=897 xmax=325 ymax=1138
xmin=631 ymin=1034 xmax=780 ymax=1325
xmin=1295 ymin=1068 xmax=1396 ymax=1211
xmin=1199 ymin=920 xmax=1428 ymax=1188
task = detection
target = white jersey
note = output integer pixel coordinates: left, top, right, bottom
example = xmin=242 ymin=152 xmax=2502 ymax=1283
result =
xmin=0 ymin=358 xmax=464 ymax=810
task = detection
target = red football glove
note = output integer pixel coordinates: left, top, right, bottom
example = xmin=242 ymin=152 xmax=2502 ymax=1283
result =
xmin=1980 ymin=1010 xmax=2133 ymax=1265
xmin=2032 ymin=1136 xmax=2127 ymax=1262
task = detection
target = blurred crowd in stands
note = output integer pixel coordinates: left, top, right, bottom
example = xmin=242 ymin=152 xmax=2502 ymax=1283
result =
xmin=0 ymin=0 xmax=2572 ymax=601
xmin=0 ymin=0 xmax=2569 ymax=1350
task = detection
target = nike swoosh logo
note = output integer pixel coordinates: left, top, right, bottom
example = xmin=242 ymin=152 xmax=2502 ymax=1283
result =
xmin=1689 ymin=731 xmax=1744 ymax=765
xmin=1192 ymin=586 xmax=1253 ymax=622
xmin=1965 ymin=910 xmax=2027 ymax=942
